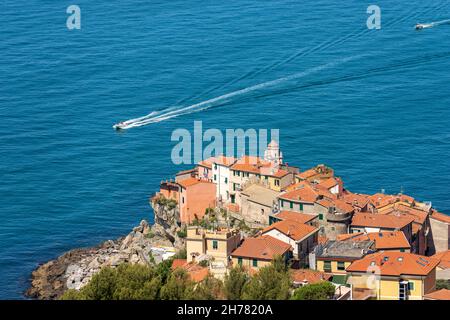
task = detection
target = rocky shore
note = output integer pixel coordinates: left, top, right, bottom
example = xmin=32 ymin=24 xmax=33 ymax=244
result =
xmin=26 ymin=201 xmax=183 ymax=300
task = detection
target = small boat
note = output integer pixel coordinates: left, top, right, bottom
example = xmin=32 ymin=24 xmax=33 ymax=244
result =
xmin=415 ymin=23 xmax=432 ymax=30
xmin=113 ymin=121 xmax=127 ymax=130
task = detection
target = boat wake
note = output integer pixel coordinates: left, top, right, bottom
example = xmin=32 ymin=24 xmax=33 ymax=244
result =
xmin=115 ymin=55 xmax=363 ymax=129
xmin=416 ymin=19 xmax=450 ymax=30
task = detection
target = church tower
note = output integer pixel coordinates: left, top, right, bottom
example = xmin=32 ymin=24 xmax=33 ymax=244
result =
xmin=264 ymin=140 xmax=283 ymax=166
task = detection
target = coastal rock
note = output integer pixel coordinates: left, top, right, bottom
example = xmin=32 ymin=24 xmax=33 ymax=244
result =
xmin=26 ymin=213 xmax=185 ymax=300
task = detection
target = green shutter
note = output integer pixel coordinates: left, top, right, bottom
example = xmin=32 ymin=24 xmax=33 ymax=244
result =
xmin=252 ymin=259 xmax=258 ymax=267
xmin=299 ymin=203 xmax=303 ymax=211
xmin=238 ymin=257 xmax=242 ymax=265
xmin=213 ymin=240 xmax=218 ymax=249
xmin=290 ymin=202 xmax=293 ymax=209
xmin=324 ymin=261 xmax=332 ymax=272
xmin=319 ymin=213 xmax=323 ymax=220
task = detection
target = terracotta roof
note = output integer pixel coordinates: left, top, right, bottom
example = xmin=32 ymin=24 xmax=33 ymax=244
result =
xmin=337 ymin=231 xmax=410 ymax=250
xmin=291 ymin=269 xmax=332 ymax=285
xmin=262 ymin=220 xmax=318 ymax=241
xmin=260 ymin=167 xmax=290 ymax=178
xmin=347 ymin=252 xmax=439 ymax=276
xmin=316 ymin=198 xmax=354 ymax=214
xmin=424 ymin=289 xmax=450 ymax=300
xmin=171 ymin=259 xmax=209 ymax=282
xmin=198 ymin=157 xmax=214 ymax=169
xmin=177 ymin=177 xmax=213 ymax=189
xmin=176 ymin=167 xmax=197 ymax=176
xmin=351 ymin=212 xmax=414 ymax=229
xmin=318 ymin=177 xmax=339 ymax=189
xmin=274 ymin=211 xmax=317 ymax=224
xmin=171 ymin=259 xmax=188 ymax=269
xmin=432 ymin=250 xmax=450 ymax=269
xmin=378 ymin=203 xmax=428 ymax=226
xmin=213 ymin=156 xmax=236 ymax=167
xmin=430 ymin=210 xmax=450 ymax=223
xmin=279 ymin=183 xmax=319 ymax=203
xmin=368 ymin=193 xmax=415 ymax=209
xmin=297 ymin=168 xmax=317 ymax=180
xmin=342 ymin=191 xmax=370 ymax=208
xmin=231 ymin=235 xmax=292 ymax=260
xmin=226 ymin=203 xmax=240 ymax=213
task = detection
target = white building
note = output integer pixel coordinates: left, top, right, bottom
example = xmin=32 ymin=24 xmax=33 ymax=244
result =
xmin=211 ymin=156 xmax=236 ymax=203
xmin=264 ymin=140 xmax=283 ymax=167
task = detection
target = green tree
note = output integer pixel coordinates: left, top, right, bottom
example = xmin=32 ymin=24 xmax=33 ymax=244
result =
xmin=436 ymin=279 xmax=450 ymax=290
xmin=160 ymin=268 xmax=195 ymax=300
xmin=291 ymin=281 xmax=335 ymax=300
xmin=241 ymin=256 xmax=291 ymax=300
xmin=188 ymin=274 xmax=224 ymax=300
xmin=223 ymin=265 xmax=249 ymax=300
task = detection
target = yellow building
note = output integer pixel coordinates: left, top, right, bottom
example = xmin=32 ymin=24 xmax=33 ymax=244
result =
xmin=230 ymin=235 xmax=292 ymax=271
xmin=185 ymin=226 xmax=241 ymax=265
xmin=347 ymin=251 xmax=439 ymax=300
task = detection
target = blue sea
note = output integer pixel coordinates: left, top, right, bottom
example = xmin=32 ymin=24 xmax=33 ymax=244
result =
xmin=1 ymin=0 xmax=449 ymax=299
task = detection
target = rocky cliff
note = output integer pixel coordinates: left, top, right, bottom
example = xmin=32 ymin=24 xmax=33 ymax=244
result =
xmin=26 ymin=201 xmax=184 ymax=300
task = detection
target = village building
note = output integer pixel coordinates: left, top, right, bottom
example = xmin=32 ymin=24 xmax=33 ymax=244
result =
xmin=315 ymin=239 xmax=375 ymax=283
xmin=185 ymin=226 xmax=241 ymax=265
xmin=295 ymin=164 xmax=334 ymax=183
xmin=178 ymin=178 xmax=216 ymax=223
xmin=210 ymin=156 xmax=236 ymax=204
xmin=230 ymin=235 xmax=292 ymax=271
xmin=347 ymin=251 xmax=439 ymax=300
xmin=432 ymin=250 xmax=450 ymax=280
xmin=350 ymin=212 xmax=414 ymax=244
xmin=239 ymin=183 xmax=279 ymax=227
xmin=171 ymin=259 xmax=209 ymax=282
xmin=336 ymin=231 xmax=411 ymax=252
xmin=269 ymin=210 xmax=318 ymax=226
xmin=291 ymin=269 xmax=332 ymax=287
xmin=261 ymin=219 xmax=319 ymax=263
xmin=423 ymin=288 xmax=450 ymax=300
xmin=429 ymin=210 xmax=450 ymax=253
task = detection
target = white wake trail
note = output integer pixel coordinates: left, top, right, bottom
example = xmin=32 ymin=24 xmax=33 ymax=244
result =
xmin=121 ymin=55 xmax=364 ymax=129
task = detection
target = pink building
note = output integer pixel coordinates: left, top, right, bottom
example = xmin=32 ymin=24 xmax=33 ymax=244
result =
xmin=178 ymin=177 xmax=216 ymax=223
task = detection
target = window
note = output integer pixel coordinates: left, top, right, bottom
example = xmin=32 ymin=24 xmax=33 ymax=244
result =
xmin=324 ymin=261 xmax=332 ymax=272
xmin=212 ymin=240 xmax=218 ymax=250
xmin=237 ymin=171 xmax=241 ymax=177
xmin=214 ymin=164 xmax=217 ymax=170
xmin=275 ymin=179 xmax=280 ymax=186
xmin=252 ymin=259 xmax=258 ymax=267
xmin=214 ymin=174 xmax=217 ymax=181
xmin=182 ymin=197 xmax=185 ymax=204
xmin=337 ymin=261 xmax=345 ymax=271
xmin=290 ymin=202 xmax=293 ymax=209
xmin=319 ymin=213 xmax=323 ymax=220
xmin=400 ymin=248 xmax=405 ymax=252
xmin=233 ymin=171 xmax=236 ymax=176
xmin=299 ymin=203 xmax=303 ymax=211
xmin=281 ymin=200 xmax=285 ymax=207
xmin=224 ymin=177 xmax=228 ymax=184
xmin=408 ymin=282 xmax=414 ymax=291
xmin=238 ymin=257 xmax=243 ymax=266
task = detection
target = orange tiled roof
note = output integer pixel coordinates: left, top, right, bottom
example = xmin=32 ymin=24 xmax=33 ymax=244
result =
xmin=368 ymin=193 xmax=415 ymax=209
xmin=432 ymin=250 xmax=450 ymax=269
xmin=171 ymin=259 xmax=209 ymax=282
xmin=172 ymin=259 xmax=188 ymax=269
xmin=424 ymin=289 xmax=450 ymax=300
xmin=378 ymin=203 xmax=428 ymax=226
xmin=231 ymin=235 xmax=292 ymax=260
xmin=262 ymin=220 xmax=318 ymax=241
xmin=342 ymin=191 xmax=370 ymax=208
xmin=274 ymin=211 xmax=317 ymax=224
xmin=318 ymin=177 xmax=339 ymax=189
xmin=351 ymin=212 xmax=414 ymax=229
xmin=347 ymin=251 xmax=439 ymax=276
xmin=291 ymin=269 xmax=332 ymax=285
xmin=279 ymin=183 xmax=319 ymax=203
xmin=177 ymin=177 xmax=213 ymax=189
xmin=337 ymin=231 xmax=410 ymax=250
xmin=430 ymin=210 xmax=450 ymax=223
xmin=297 ymin=168 xmax=317 ymax=180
